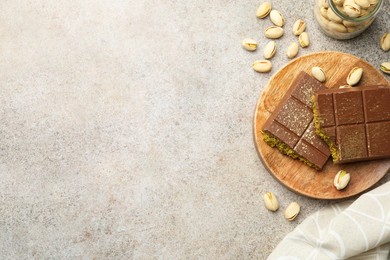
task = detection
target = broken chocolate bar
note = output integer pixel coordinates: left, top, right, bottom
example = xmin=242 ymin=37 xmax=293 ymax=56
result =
xmin=313 ymin=85 xmax=390 ymax=163
xmin=262 ymin=71 xmax=331 ymax=170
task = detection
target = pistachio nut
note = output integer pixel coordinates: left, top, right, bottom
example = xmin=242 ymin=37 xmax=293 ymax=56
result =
xmin=354 ymin=0 xmax=370 ymax=8
xmin=333 ymin=0 xmax=344 ymax=6
xmin=343 ymin=2 xmax=361 ymax=17
xmin=270 ymin=10 xmax=285 ymax=27
xmin=285 ymin=202 xmax=300 ymax=221
xmin=293 ymin=19 xmax=306 ymax=36
xmin=359 ymin=8 xmax=370 ymax=16
xmin=343 ymin=19 xmax=361 ymax=27
xmin=339 ymin=84 xmax=352 ymax=88
xmin=263 ymin=192 xmax=279 ymax=212
xmin=241 ymin=38 xmax=257 ymax=51
xmin=256 ymin=2 xmax=272 ymax=19
xmin=287 ymin=42 xmax=299 ymax=59
xmin=334 ymin=170 xmax=351 ymax=190
xmin=263 ymin=41 xmax=276 ymax=59
xmin=327 ymin=7 xmax=343 ymax=23
xmin=347 ymin=67 xmax=363 ymax=85
xmin=369 ymin=0 xmax=378 ymax=5
xmin=320 ymin=7 xmax=328 ymax=19
xmin=347 ymin=26 xmax=362 ymax=33
xmin=252 ymin=60 xmax=272 ymax=73
xmin=322 ymin=0 xmax=330 ymax=8
xmin=264 ymin=26 xmax=284 ymax=39
xmin=329 ymin=21 xmax=348 ymax=33
xmin=380 ymin=33 xmax=390 ymax=52
xmin=299 ymin=32 xmax=310 ymax=48
xmin=318 ymin=13 xmax=330 ymax=28
xmin=380 ymin=62 xmax=390 ymax=74
xmin=311 ymin=66 xmax=326 ymax=82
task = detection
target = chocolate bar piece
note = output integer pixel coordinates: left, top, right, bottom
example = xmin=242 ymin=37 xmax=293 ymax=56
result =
xmin=262 ymin=71 xmax=331 ymax=170
xmin=313 ymin=85 xmax=390 ymax=163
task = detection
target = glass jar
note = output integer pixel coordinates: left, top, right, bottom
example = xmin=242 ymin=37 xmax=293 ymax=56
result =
xmin=314 ymin=0 xmax=383 ymax=40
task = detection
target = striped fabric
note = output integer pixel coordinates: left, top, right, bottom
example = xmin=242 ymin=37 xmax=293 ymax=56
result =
xmin=269 ymin=181 xmax=390 ymax=260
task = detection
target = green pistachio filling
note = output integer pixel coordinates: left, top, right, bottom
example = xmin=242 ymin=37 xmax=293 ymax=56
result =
xmin=262 ymin=132 xmax=320 ymax=170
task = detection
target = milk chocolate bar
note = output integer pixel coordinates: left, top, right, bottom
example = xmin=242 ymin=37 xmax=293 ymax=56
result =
xmin=262 ymin=71 xmax=331 ymax=170
xmin=313 ymin=85 xmax=390 ymax=163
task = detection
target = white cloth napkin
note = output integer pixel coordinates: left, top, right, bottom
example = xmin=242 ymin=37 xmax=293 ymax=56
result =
xmin=268 ymin=181 xmax=390 ymax=260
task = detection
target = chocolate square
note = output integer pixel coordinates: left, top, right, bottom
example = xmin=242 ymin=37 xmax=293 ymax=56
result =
xmin=363 ymin=88 xmax=390 ymax=122
xmin=334 ymin=91 xmax=364 ymax=125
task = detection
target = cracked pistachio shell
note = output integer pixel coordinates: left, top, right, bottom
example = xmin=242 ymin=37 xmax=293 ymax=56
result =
xmin=287 ymin=42 xmax=299 ymax=59
xmin=264 ymin=26 xmax=284 ymax=39
xmin=263 ymin=41 xmax=276 ymax=59
xmin=263 ymin=192 xmax=279 ymax=211
xmin=252 ymin=60 xmax=272 ymax=73
xmin=322 ymin=0 xmax=330 ymax=8
xmin=329 ymin=21 xmax=348 ymax=33
xmin=339 ymin=84 xmax=352 ymax=88
xmin=327 ymin=7 xmax=343 ymax=23
xmin=344 ymin=2 xmax=361 ymax=17
xmin=347 ymin=67 xmax=363 ymax=85
xmin=298 ymin=32 xmax=310 ymax=48
xmin=333 ymin=0 xmax=344 ymax=6
xmin=242 ymin=38 xmax=257 ymax=51
xmin=285 ymin=202 xmax=300 ymax=221
xmin=380 ymin=33 xmax=390 ymax=52
xmin=311 ymin=66 xmax=326 ymax=82
xmin=343 ymin=19 xmax=361 ymax=27
xmin=320 ymin=7 xmax=328 ymax=19
xmin=256 ymin=2 xmax=271 ymax=18
xmin=369 ymin=0 xmax=378 ymax=5
xmin=334 ymin=170 xmax=351 ymax=190
xmin=355 ymin=0 xmax=370 ymax=8
xmin=380 ymin=62 xmax=390 ymax=74
xmin=270 ymin=10 xmax=285 ymax=27
xmin=293 ymin=19 xmax=306 ymax=36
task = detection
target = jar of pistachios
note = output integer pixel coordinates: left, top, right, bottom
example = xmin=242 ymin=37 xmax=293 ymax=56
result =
xmin=314 ymin=0 xmax=383 ymax=40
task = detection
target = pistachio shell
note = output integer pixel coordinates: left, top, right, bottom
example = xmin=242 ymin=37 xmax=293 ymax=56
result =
xmin=343 ymin=19 xmax=361 ymax=27
xmin=347 ymin=67 xmax=363 ymax=85
xmin=311 ymin=66 xmax=326 ymax=82
xmin=334 ymin=170 xmax=351 ymax=190
xmin=320 ymin=7 xmax=329 ymax=19
xmin=270 ymin=10 xmax=285 ymax=27
xmin=355 ymin=0 xmax=370 ymax=8
xmin=327 ymin=7 xmax=343 ymax=23
xmin=287 ymin=42 xmax=299 ymax=59
xmin=256 ymin=2 xmax=271 ymax=19
xmin=241 ymin=38 xmax=257 ymax=51
xmin=263 ymin=41 xmax=276 ymax=59
xmin=298 ymin=32 xmax=310 ymax=48
xmin=293 ymin=19 xmax=306 ymax=36
xmin=252 ymin=60 xmax=272 ymax=73
xmin=380 ymin=62 xmax=390 ymax=74
xmin=344 ymin=2 xmax=361 ymax=17
xmin=285 ymin=202 xmax=300 ymax=221
xmin=263 ymin=192 xmax=279 ymax=211
xmin=322 ymin=0 xmax=330 ymax=8
xmin=380 ymin=33 xmax=390 ymax=52
xmin=333 ymin=0 xmax=344 ymax=6
xmin=329 ymin=21 xmax=348 ymax=33
xmin=264 ymin=26 xmax=284 ymax=39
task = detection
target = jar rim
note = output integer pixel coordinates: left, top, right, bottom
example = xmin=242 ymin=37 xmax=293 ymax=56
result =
xmin=329 ymin=0 xmax=383 ymax=22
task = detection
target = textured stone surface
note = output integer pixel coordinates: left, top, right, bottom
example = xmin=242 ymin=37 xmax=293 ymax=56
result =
xmin=0 ymin=0 xmax=389 ymax=259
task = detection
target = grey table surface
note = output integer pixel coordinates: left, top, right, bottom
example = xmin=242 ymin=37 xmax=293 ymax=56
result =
xmin=0 ymin=0 xmax=389 ymax=259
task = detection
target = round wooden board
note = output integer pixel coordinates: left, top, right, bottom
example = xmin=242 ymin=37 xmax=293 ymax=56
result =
xmin=254 ymin=51 xmax=390 ymax=200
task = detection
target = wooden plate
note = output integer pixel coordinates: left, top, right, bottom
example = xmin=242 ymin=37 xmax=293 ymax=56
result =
xmin=254 ymin=51 xmax=390 ymax=200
